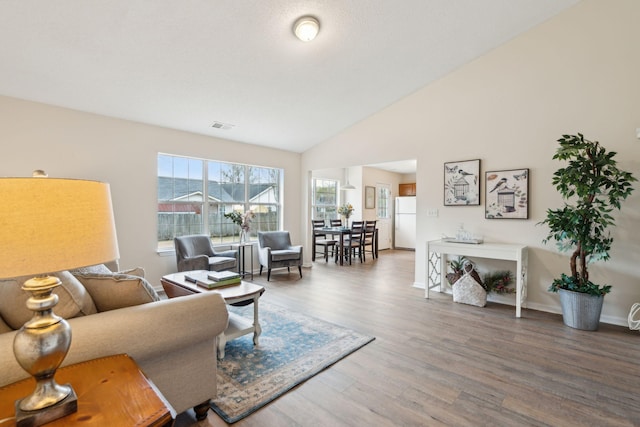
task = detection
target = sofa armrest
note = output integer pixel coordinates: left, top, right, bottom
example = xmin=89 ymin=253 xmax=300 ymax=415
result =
xmin=0 ymin=292 xmax=229 ymax=387
xmin=178 ymin=254 xmax=209 ymax=271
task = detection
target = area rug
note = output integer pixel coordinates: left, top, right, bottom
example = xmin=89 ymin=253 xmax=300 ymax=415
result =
xmin=210 ymin=301 xmax=375 ymax=423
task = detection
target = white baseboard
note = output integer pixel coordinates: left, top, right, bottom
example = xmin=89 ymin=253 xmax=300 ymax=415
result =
xmin=416 ymin=286 xmax=630 ymax=328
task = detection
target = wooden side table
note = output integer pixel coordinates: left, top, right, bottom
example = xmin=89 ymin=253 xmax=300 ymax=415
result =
xmin=0 ymin=354 xmax=175 ymax=427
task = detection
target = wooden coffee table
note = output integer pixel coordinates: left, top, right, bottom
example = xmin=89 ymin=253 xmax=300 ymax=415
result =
xmin=0 ymin=354 xmax=174 ymax=427
xmin=161 ymin=271 xmax=265 ymax=359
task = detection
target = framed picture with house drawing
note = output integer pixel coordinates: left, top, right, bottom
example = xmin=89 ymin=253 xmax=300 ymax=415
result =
xmin=444 ymin=159 xmax=480 ymax=206
xmin=485 ymin=168 xmax=529 ymax=219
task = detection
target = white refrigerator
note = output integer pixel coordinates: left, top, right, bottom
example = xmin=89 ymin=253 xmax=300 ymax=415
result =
xmin=395 ymin=196 xmax=416 ymax=249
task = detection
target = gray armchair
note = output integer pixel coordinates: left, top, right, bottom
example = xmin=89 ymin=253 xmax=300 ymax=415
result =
xmin=174 ymin=235 xmax=237 ymax=272
xmin=257 ymin=231 xmax=303 ymax=281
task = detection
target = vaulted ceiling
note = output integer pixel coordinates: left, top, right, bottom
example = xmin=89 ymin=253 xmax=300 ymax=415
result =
xmin=0 ymin=0 xmax=578 ymax=153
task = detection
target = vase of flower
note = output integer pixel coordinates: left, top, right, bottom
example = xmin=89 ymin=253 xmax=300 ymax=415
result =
xmin=338 ymin=203 xmax=354 ymax=229
xmin=225 ymin=210 xmax=255 ymax=243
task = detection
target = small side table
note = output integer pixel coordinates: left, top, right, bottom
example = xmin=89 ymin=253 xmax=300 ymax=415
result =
xmin=0 ymin=354 xmax=175 ymax=427
xmin=233 ymin=242 xmax=254 ymax=280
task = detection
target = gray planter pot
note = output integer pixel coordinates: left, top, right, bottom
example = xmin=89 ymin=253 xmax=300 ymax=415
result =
xmin=558 ymin=288 xmax=604 ymax=331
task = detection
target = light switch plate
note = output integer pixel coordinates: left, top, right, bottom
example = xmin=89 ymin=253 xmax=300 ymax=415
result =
xmin=426 ymin=208 xmax=439 ymax=217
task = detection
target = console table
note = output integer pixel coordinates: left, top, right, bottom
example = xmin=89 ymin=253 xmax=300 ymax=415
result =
xmin=426 ymin=239 xmax=528 ymax=317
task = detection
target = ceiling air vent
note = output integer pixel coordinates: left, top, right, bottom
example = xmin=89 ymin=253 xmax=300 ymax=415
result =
xmin=211 ymin=121 xmax=235 ymax=130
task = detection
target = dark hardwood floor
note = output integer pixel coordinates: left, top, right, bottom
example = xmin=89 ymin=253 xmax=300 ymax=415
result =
xmin=177 ymin=249 xmax=640 ymax=427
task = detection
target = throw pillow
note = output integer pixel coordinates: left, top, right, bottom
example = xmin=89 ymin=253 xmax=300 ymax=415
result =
xmin=117 ymin=267 xmax=146 ymax=278
xmin=69 ymin=263 xmax=113 ymax=275
xmin=73 ymin=273 xmax=160 ymax=312
xmin=0 ymin=271 xmax=98 ymax=330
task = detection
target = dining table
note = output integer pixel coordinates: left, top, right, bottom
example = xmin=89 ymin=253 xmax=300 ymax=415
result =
xmin=313 ymin=226 xmax=377 ymax=265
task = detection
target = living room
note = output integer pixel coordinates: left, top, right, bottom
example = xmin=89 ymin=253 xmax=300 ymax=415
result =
xmin=1 ymin=0 xmax=639 ymax=424
xmin=2 ymin=0 xmax=638 ymax=324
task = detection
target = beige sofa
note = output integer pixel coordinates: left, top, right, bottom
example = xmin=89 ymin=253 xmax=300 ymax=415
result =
xmin=0 ymin=265 xmax=229 ymax=419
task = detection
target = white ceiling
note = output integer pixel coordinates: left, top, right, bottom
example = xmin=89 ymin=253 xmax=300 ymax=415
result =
xmin=368 ymin=160 xmax=418 ymax=175
xmin=0 ymin=1 xmax=578 ymax=154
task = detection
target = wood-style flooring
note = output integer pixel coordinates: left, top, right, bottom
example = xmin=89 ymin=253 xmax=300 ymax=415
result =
xmin=176 ymin=249 xmax=640 ymax=427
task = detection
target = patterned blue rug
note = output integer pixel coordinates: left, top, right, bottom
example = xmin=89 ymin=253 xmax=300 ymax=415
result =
xmin=210 ymin=301 xmax=375 ymax=423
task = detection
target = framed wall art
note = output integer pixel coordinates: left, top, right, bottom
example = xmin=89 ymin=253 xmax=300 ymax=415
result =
xmin=444 ymin=159 xmax=480 ymax=206
xmin=365 ymin=186 xmax=375 ymax=209
xmin=485 ymin=168 xmax=529 ymax=219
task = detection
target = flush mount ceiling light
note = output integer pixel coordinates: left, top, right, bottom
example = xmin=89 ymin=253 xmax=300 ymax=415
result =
xmin=293 ymin=16 xmax=320 ymax=42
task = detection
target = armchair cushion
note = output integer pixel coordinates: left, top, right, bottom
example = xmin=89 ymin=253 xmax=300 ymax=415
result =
xmin=0 ymin=271 xmax=97 ymax=329
xmin=271 ymin=249 xmax=302 ymax=261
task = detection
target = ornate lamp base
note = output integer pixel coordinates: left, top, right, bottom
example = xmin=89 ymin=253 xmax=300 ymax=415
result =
xmin=13 ymin=276 xmax=78 ymax=426
xmin=15 ymin=386 xmax=77 ymax=427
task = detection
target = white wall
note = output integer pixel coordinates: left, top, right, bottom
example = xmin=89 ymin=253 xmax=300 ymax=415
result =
xmin=1 ymin=96 xmax=302 ymax=288
xmin=301 ymin=0 xmax=640 ymax=325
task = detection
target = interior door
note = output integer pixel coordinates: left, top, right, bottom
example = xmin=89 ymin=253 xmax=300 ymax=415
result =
xmin=376 ymin=184 xmax=392 ymax=250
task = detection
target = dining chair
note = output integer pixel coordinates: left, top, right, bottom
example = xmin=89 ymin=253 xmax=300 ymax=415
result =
xmin=329 ymin=219 xmax=342 ymax=227
xmin=311 ymin=219 xmax=337 ymax=262
xmin=342 ymin=222 xmax=364 ymax=264
xmin=362 ymin=221 xmax=377 ymax=261
xmin=350 ymin=220 xmax=364 ymax=229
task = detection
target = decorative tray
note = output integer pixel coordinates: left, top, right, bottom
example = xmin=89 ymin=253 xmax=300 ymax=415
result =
xmin=442 ymin=237 xmax=484 ymax=244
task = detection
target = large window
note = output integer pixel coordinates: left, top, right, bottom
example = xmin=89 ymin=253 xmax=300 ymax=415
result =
xmin=311 ymin=178 xmax=338 ymax=221
xmin=158 ymin=154 xmax=282 ymax=250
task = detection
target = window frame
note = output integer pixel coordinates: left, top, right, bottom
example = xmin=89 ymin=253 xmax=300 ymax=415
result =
xmin=157 ymin=153 xmax=283 ymax=251
xmin=311 ymin=178 xmax=339 ymax=222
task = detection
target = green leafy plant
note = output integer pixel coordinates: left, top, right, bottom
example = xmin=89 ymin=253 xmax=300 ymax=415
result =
xmin=224 ymin=211 xmax=243 ymax=227
xmin=482 ymin=270 xmax=514 ymax=294
xmin=445 ymin=256 xmax=468 ymax=285
xmin=540 ymin=133 xmax=636 ymax=296
xmin=224 ymin=210 xmax=255 ymax=231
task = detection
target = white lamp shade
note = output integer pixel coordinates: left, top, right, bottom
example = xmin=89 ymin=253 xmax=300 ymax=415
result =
xmin=294 ymin=16 xmax=320 ymax=42
xmin=0 ymin=178 xmax=120 ymax=278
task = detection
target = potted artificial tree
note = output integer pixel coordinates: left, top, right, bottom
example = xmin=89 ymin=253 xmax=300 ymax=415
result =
xmin=540 ymin=133 xmax=636 ymax=330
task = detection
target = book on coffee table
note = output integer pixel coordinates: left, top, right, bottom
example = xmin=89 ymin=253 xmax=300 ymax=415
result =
xmin=196 ymin=276 xmax=241 ymax=289
xmin=184 ymin=271 xmax=241 ymax=289
xmin=207 ymin=270 xmax=241 ymax=281
xmin=184 ymin=271 xmax=211 ymax=284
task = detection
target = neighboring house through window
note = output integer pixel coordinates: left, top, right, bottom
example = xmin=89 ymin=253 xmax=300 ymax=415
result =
xmin=157 ymin=153 xmax=283 ymax=250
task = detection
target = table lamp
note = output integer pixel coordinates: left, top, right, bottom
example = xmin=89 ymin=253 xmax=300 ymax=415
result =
xmin=0 ymin=173 xmax=120 ymax=426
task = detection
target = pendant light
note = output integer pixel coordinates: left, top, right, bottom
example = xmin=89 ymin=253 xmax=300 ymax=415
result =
xmin=342 ymin=168 xmax=355 ymax=190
